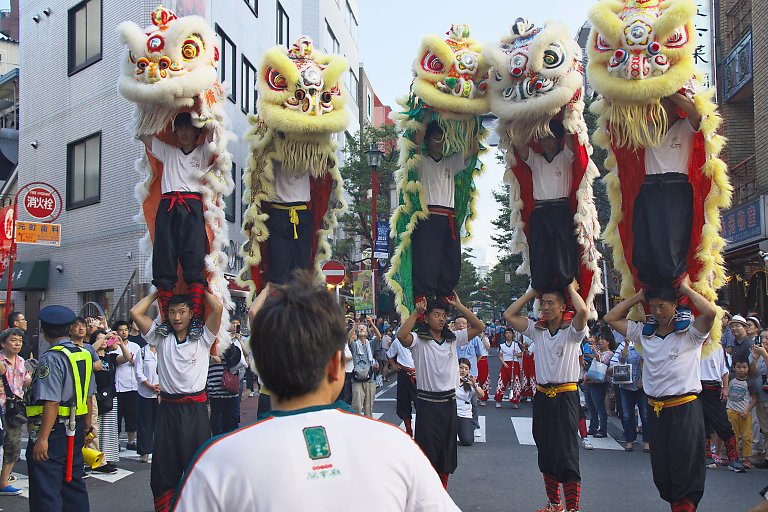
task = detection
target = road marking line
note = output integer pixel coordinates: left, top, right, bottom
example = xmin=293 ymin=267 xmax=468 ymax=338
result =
xmin=510 ymin=417 xmax=535 ymax=445
xmin=90 ymin=467 xmax=134 ymax=483
xmin=375 ymin=380 xmax=397 ymax=398
xmin=373 ymin=413 xmax=384 ymax=420
xmin=397 ymin=415 xmax=486 ymax=443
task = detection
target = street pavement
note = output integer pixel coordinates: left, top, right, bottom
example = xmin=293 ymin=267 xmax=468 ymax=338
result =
xmin=1 ymin=353 xmax=763 ymax=511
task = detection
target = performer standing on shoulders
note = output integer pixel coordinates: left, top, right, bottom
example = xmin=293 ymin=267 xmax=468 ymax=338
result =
xmin=397 ymin=294 xmax=484 ymax=489
xmin=605 ymin=277 xmax=716 ymax=512
xmin=504 ymin=281 xmax=588 ymax=512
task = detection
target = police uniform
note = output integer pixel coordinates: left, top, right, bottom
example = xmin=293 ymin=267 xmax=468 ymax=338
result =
xmin=27 ymin=305 xmax=96 ymax=512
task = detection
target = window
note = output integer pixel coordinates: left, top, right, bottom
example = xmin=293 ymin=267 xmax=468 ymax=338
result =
xmin=68 ymin=0 xmax=102 ymax=74
xmin=244 ymin=0 xmax=258 ymax=16
xmin=276 ymin=2 xmax=289 ymax=46
xmin=326 ymin=22 xmax=339 ymax=55
xmin=346 ymin=2 xmax=358 ymax=39
xmin=216 ymin=25 xmax=237 ymax=103
xmin=67 ymin=132 xmax=101 ymax=209
xmin=224 ymin=163 xmax=236 ymax=223
xmin=347 ymin=69 xmax=358 ymax=103
xmin=241 ymin=57 xmax=257 ymax=114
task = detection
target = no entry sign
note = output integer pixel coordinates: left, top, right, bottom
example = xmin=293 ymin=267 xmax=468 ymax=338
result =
xmin=322 ymin=260 xmax=346 ymax=286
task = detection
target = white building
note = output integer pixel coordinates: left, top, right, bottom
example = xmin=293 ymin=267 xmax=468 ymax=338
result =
xmin=11 ymin=0 xmax=359 ymax=353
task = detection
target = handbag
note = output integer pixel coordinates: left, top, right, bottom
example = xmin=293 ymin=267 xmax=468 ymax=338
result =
xmin=586 ymin=359 xmax=608 ymax=382
xmin=612 ymin=363 xmax=633 ymax=385
xmin=2 ymin=373 xmax=26 ymax=428
xmin=221 ymin=368 xmax=240 ymax=394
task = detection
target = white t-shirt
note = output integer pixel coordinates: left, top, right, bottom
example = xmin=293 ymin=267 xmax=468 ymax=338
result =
xmin=150 ymin=137 xmax=210 ymax=194
xmin=499 ymin=341 xmax=520 ymax=363
xmin=626 ymin=321 xmax=708 ymax=397
xmin=114 ymin=340 xmax=141 ymax=392
xmin=407 ymin=329 xmax=469 ymax=393
xmin=272 ymin=160 xmax=311 ymax=203
xmin=144 ymin=322 xmax=216 ymax=395
xmin=477 ymin=337 xmax=489 ymax=357
xmin=134 ymin=345 xmax=159 ymax=399
xmin=525 ymin=145 xmax=574 ymax=201
xmin=521 ymin=319 xmax=586 ymax=385
xmin=387 ymin=338 xmax=415 ymax=369
xmin=173 ymin=404 xmax=460 ymax=512
xmin=417 ymin=153 xmax=466 ymax=208
xmin=455 ymin=382 xmax=474 ymax=419
xmin=644 ymin=119 xmax=696 ymax=175
xmin=700 ymin=346 xmax=728 ymax=383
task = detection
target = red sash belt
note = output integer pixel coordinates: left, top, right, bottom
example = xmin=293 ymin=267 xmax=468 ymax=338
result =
xmin=160 ymin=390 xmax=207 ymax=404
xmin=162 ymin=192 xmax=202 ymax=212
xmin=428 ymin=206 xmax=456 ymax=240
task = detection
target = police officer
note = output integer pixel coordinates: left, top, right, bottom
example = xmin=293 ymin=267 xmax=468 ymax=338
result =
xmin=26 ymin=305 xmax=96 ymax=512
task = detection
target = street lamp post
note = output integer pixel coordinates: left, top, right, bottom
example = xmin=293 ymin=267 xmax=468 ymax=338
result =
xmin=365 ymin=143 xmax=383 ymax=316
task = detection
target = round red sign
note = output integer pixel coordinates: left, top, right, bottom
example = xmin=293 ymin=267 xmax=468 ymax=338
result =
xmin=24 ymin=187 xmax=57 ymax=220
xmin=322 ymin=260 xmax=346 ymax=286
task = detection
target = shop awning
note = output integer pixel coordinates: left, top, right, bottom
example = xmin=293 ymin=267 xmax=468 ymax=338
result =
xmin=0 ymin=260 xmax=50 ymax=290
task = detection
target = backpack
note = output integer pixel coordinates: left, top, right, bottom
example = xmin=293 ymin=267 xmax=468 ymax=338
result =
xmin=351 ymin=341 xmax=372 ymax=382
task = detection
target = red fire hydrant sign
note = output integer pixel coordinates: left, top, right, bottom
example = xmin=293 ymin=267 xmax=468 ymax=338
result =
xmin=24 ymin=187 xmax=58 ymax=220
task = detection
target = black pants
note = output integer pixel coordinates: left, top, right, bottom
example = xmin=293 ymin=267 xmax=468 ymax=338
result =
xmin=209 ymin=396 xmax=239 ymax=436
xmin=415 ymin=390 xmax=458 ymax=474
xmin=457 ymin=417 xmax=475 ymax=446
xmin=257 ymin=393 xmax=272 ymax=418
xmin=700 ymin=385 xmax=734 ymax=442
xmin=151 ymin=392 xmax=211 ymax=504
xmin=632 ymin=174 xmax=693 ymax=288
xmin=529 ymin=201 xmax=579 ymax=292
xmin=337 ymin=372 xmax=353 ymax=405
xmin=117 ymin=390 xmax=139 ymax=433
xmin=152 ymin=193 xmax=207 ymax=290
xmin=137 ymin=396 xmax=158 ymax=456
xmin=396 ymin=368 xmax=417 ymax=421
xmin=28 ymin=419 xmax=89 ymax=512
xmin=646 ymin=396 xmax=705 ymax=506
xmin=266 ymin=203 xmax=313 ymax=284
xmin=411 ymin=211 xmax=461 ymax=299
xmin=532 ymin=388 xmax=580 ymax=483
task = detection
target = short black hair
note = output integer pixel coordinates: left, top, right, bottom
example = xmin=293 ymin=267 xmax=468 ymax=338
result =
xmin=41 ymin=321 xmax=72 ymax=341
xmin=425 ymin=121 xmax=443 ymax=142
xmin=112 ymin=320 xmax=130 ymax=330
xmin=454 ymin=315 xmax=467 ymax=322
xmin=7 ymin=312 xmax=23 ymax=327
xmin=249 ymin=272 xmax=347 ymax=402
xmin=0 ymin=328 xmax=24 ymax=344
xmin=732 ymin=356 xmax=750 ymax=367
xmin=72 ymin=316 xmax=86 ymax=327
xmin=541 ymin=289 xmax=566 ymax=304
xmin=425 ymin=298 xmax=448 ymax=316
xmin=173 ymin=112 xmax=196 ymax=130
xmin=169 ymin=294 xmax=193 ymax=310
xmin=599 ymin=325 xmax=616 ymax=350
xmin=548 ymin=119 xmax=565 ymax=140
xmin=89 ymin=329 xmax=108 ymax=345
xmin=458 ymin=357 xmax=471 ymax=369
xmin=645 ymin=284 xmax=677 ymax=304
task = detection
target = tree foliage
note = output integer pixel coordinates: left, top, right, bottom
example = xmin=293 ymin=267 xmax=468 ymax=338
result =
xmin=456 ymin=248 xmax=480 ymax=303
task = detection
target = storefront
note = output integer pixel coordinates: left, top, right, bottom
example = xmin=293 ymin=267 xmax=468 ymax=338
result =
xmin=721 ymin=195 xmax=768 ymax=317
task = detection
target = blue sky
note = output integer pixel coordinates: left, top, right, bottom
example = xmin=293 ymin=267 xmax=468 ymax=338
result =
xmin=359 ymin=2 xmax=592 ymax=268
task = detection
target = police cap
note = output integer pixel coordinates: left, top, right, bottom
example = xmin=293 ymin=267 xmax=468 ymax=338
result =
xmin=38 ymin=305 xmax=77 ymax=326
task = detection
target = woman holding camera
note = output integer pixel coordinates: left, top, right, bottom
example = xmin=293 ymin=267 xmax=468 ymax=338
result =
xmin=91 ymin=330 xmax=132 ymax=473
xmin=457 ymin=358 xmax=483 ymax=446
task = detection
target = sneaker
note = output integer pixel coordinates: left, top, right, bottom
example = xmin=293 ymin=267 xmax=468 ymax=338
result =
xmin=713 ymin=454 xmax=726 ymax=466
xmin=582 ymin=438 xmax=594 ymax=450
xmin=0 ymin=485 xmax=22 ymax=496
xmin=155 ymin=321 xmax=171 ymax=337
xmin=248 ymin=391 xmax=255 ymax=397
xmin=126 ymin=443 xmax=137 ymax=451
xmin=479 ymin=400 xmax=486 ymax=406
xmin=511 ymin=403 xmax=519 ymax=409
xmin=7 ymin=475 xmax=15 ymax=483
xmin=728 ymin=459 xmax=746 ymax=473
xmin=743 ymin=459 xmax=754 ymax=470
xmin=535 ymin=503 xmax=565 ymax=512
xmin=83 ymin=466 xmax=91 ymax=479
xmin=495 ymin=402 xmax=502 ymax=408
xmin=593 ymin=432 xmax=607 ymax=438
xmin=753 ymin=459 xmax=768 ymax=469
xmin=705 ymin=457 xmax=716 ymax=469
xmin=188 ymin=319 xmax=204 ymax=341
xmin=139 ymin=454 xmax=149 ymax=463
xmin=93 ymin=463 xmax=118 ymax=475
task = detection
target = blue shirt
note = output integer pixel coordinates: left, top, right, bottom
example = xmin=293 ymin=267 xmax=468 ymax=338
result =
xmin=457 ymin=337 xmax=481 ymax=377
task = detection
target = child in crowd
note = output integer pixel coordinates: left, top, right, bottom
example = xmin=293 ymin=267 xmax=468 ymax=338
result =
xmin=727 ymin=358 xmax=759 ymax=470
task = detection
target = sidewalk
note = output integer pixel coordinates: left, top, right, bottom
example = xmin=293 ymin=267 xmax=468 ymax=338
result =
xmin=239 ymin=391 xmax=263 ymax=425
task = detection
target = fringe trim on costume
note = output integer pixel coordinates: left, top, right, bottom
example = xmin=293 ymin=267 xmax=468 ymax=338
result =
xmin=603 ymin=100 xmax=668 ymax=149
xmin=275 ymin=135 xmax=334 ymax=178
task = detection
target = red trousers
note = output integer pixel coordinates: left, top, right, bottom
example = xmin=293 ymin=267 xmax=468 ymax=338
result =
xmin=495 ymin=361 xmax=522 ymax=403
xmin=521 ymin=352 xmax=536 ymax=398
xmin=477 ymin=357 xmax=489 ymax=401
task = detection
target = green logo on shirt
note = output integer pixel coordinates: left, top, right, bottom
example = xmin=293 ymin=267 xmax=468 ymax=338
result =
xmin=303 ymin=426 xmax=331 ymax=460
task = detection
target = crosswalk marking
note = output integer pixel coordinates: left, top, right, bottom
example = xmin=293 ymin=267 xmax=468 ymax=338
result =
xmin=373 ymin=413 xmax=384 ymax=420
xmin=396 ymin=414 xmax=487 ymax=443
xmin=509 ymin=417 xmax=623 ymax=450
xmin=90 ymin=467 xmax=134 ymax=483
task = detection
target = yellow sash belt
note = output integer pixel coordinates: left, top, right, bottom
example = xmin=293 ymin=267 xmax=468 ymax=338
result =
xmin=272 ymin=204 xmax=308 ymax=239
xmin=648 ymin=395 xmax=697 ymax=417
xmin=536 ymin=383 xmax=578 ymax=398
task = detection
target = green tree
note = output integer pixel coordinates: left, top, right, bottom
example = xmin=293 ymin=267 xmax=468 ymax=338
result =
xmin=335 ymin=124 xmax=400 ymax=268
xmin=456 ymin=248 xmax=480 ymax=302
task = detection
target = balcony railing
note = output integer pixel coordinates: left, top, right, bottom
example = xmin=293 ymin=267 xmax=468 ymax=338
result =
xmin=723 ymin=30 xmax=753 ymax=101
xmin=732 ymin=154 xmax=757 ymax=206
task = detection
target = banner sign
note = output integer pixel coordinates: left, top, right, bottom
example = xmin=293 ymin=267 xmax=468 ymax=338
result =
xmin=374 ymin=220 xmax=389 ymax=259
xmin=353 ymin=270 xmax=374 ymax=314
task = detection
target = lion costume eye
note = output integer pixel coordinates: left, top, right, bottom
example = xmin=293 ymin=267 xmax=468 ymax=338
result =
xmin=595 ymin=34 xmax=612 ymax=52
xmin=421 ymin=52 xmax=445 ymax=73
xmin=321 ymin=91 xmax=332 ymax=104
xmin=136 ymin=58 xmax=150 ymax=74
xmin=159 ymin=56 xmax=171 ymax=70
xmin=542 ymin=44 xmax=565 ymax=69
xmin=665 ymin=28 xmax=688 ymax=48
xmin=182 ymin=34 xmax=204 ymax=61
xmin=266 ymin=68 xmax=288 ymax=91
